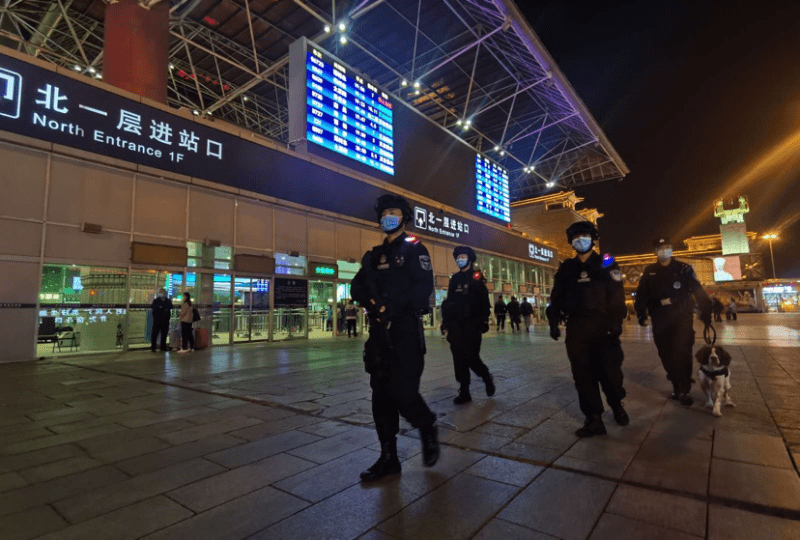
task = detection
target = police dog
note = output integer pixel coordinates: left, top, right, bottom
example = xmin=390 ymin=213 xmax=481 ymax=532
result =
xmin=695 ymin=346 xmax=735 ymax=417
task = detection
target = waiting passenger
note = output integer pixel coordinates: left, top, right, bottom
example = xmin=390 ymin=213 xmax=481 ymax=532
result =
xmin=178 ymin=292 xmax=195 ymax=354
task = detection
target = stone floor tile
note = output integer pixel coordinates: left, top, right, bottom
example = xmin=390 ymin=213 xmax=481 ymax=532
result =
xmin=119 ymin=406 xmax=217 ymax=428
xmin=157 ymin=416 xmax=262 ymax=445
xmin=0 ymin=505 xmax=67 ymax=540
xmin=0 ymin=428 xmax=56 ymax=446
xmin=0 ymin=465 xmax=128 ymax=517
xmin=36 ymin=496 xmax=192 ymax=540
xmin=464 ymin=456 xmax=544 ymax=487
xmin=0 ymin=471 xmax=28 ymax=493
xmin=18 ymin=456 xmax=102 ymax=484
xmin=206 ymin=430 xmax=322 ymax=468
xmin=709 ymin=458 xmax=800 ymax=510
xmin=378 ymin=474 xmax=518 ymax=540
xmin=250 ymin=481 xmax=417 ymax=540
xmin=554 ymin=455 xmax=629 ymax=479
xmin=367 ymin=435 xmax=421 ymax=460
xmin=357 ymin=529 xmax=398 ymax=540
xmin=448 ymin=431 xmax=513 ymax=452
xmin=286 ymin=426 xmax=376 ymax=464
xmin=497 ymin=442 xmax=563 ymax=465
xmin=114 ymin=434 xmax=243 ymax=476
xmin=296 ymin=420 xmax=355 ymax=438
xmin=708 ymin=504 xmax=800 ymax=539
xmin=563 ymin=437 xmax=641 ymax=471
xmin=83 ymin=435 xmax=172 ymax=463
xmin=473 ymin=518 xmax=559 ymax=540
xmin=589 ymin=513 xmax=702 ymax=540
xmin=484 ymin=404 xmax=555 ymax=430
xmin=0 ymin=445 xmax=86 ymax=474
xmin=167 ymin=453 xmax=315 ymax=512
xmin=515 ymin=419 xmax=582 ymax=452
xmin=0 ymin=424 xmax=128 ymax=456
xmin=499 ymin=468 xmax=617 ymax=540
xmin=605 ymin=485 xmax=706 ymax=538
xmin=53 ymin=458 xmax=225 ymax=523
xmin=145 ymin=487 xmax=308 ymax=540
xmin=226 ymin=414 xmax=323 ymax=441
xmin=713 ymin=430 xmax=794 ymax=469
xmin=393 ymin=446 xmax=486 ymax=498
xmin=471 ymin=422 xmax=529 ymax=440
xmin=273 ymin=448 xmax=378 ymax=503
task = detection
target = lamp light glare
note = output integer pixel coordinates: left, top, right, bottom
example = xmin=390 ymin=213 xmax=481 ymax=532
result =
xmin=500 ymin=150 xmax=505 ymax=156
xmin=73 ymin=65 xmax=82 ymax=71
xmin=465 ymin=119 xmax=471 ymax=126
xmin=338 ymin=22 xmax=346 ymax=32
xmin=494 ymin=146 xmax=499 ymax=151
xmin=456 ymin=119 xmax=463 ymax=126
xmin=413 ymin=81 xmax=420 ymax=88
xmin=324 ymin=25 xmax=331 ymax=33
xmin=339 ymin=35 xmax=348 ymax=44
xmin=401 ymin=79 xmax=408 ymax=86
xmin=88 ymin=67 xmax=96 ymax=74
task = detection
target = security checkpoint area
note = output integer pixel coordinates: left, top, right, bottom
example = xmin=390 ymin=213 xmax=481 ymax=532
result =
xmin=0 ymin=1 xmax=799 ymax=540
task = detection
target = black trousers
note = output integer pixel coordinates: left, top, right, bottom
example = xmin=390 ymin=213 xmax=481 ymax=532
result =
xmin=496 ymin=313 xmax=506 ymax=330
xmin=448 ymin=320 xmax=490 ymax=388
xmin=151 ymin=318 xmax=169 ymax=351
xmin=181 ymin=322 xmax=195 ymax=351
xmin=370 ymin=317 xmax=436 ymax=443
xmin=652 ymin=309 xmax=695 ymax=394
xmin=347 ymin=319 xmax=357 ymax=336
xmin=565 ymin=317 xmax=626 ymax=418
xmin=509 ymin=316 xmax=520 ymax=332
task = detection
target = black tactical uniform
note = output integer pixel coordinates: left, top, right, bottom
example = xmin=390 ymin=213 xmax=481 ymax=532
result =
xmin=494 ymin=297 xmax=507 ymax=330
xmin=635 ymin=237 xmax=712 ymax=404
xmin=351 ymin=194 xmax=439 ymax=481
xmin=150 ymin=294 xmax=173 ymax=351
xmin=547 ymin=221 xmax=628 ymax=437
xmin=441 ymin=246 xmax=495 ymax=404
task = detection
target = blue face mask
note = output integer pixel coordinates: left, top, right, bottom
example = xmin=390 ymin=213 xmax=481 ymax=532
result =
xmin=657 ymin=248 xmax=672 ymax=260
xmin=572 ymin=237 xmax=593 ymax=253
xmin=456 ymin=258 xmax=470 ymax=269
xmin=380 ymin=215 xmax=402 ymax=233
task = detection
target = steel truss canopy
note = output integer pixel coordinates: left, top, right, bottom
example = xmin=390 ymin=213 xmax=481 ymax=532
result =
xmin=0 ymin=0 xmax=628 ymax=198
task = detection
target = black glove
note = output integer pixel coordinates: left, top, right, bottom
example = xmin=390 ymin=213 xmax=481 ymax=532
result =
xmin=549 ymin=326 xmax=560 ymax=341
xmin=638 ymin=316 xmax=647 ymax=327
xmin=480 ymin=321 xmax=490 ymax=334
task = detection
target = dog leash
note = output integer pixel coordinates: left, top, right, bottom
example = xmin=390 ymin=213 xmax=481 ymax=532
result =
xmin=703 ymin=323 xmax=716 ymax=346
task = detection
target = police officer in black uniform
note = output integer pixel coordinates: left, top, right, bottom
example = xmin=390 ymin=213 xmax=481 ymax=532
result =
xmin=547 ymin=221 xmax=629 ymax=437
xmin=635 ymin=237 xmax=712 ymax=406
xmin=351 ymin=194 xmax=440 ymax=481
xmin=150 ymin=288 xmax=173 ymax=352
xmin=441 ymin=246 xmax=495 ymax=404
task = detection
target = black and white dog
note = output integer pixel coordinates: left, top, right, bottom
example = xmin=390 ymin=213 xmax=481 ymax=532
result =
xmin=695 ymin=345 xmax=735 ymax=417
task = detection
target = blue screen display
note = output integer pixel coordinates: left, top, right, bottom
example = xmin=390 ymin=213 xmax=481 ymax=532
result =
xmin=476 ymin=155 xmax=510 ymax=222
xmin=305 ymin=48 xmax=394 ymax=175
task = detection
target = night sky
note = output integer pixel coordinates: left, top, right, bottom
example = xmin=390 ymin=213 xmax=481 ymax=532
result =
xmin=519 ymin=1 xmax=800 ymax=278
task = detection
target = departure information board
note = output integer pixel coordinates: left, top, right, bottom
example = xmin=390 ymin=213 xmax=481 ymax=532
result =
xmin=305 ymin=47 xmax=394 ymax=175
xmin=476 ymin=155 xmax=510 ymax=222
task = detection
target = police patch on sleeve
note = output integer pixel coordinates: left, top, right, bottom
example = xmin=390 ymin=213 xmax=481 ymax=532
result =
xmin=610 ymin=269 xmax=623 ymax=282
xmin=419 ymin=255 xmax=432 ymax=271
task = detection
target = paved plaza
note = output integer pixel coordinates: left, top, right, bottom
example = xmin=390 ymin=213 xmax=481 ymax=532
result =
xmin=1 ymin=314 xmax=800 ymax=539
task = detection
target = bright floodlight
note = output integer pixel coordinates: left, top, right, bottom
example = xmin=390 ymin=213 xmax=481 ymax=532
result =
xmin=413 ymin=81 xmax=420 ymax=88
xmin=73 ymin=65 xmax=81 ymax=71
xmin=324 ymin=25 xmax=331 ymax=33
xmin=500 ymin=150 xmax=505 ymax=156
xmin=763 ymin=233 xmax=778 ymax=239
xmin=494 ymin=146 xmax=500 ymax=151
xmin=401 ymin=79 xmax=408 ymax=86
xmin=88 ymin=67 xmax=96 ymax=74
xmin=338 ymin=22 xmax=346 ymax=32
xmin=339 ymin=35 xmax=348 ymax=44
xmin=456 ymin=119 xmax=463 ymax=125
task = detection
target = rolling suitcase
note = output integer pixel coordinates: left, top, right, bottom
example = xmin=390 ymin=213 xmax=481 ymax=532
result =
xmin=194 ymin=327 xmax=209 ymax=350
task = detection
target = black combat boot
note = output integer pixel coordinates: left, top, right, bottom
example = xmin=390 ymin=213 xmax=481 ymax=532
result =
xmin=575 ymin=415 xmax=607 ymax=438
xmin=453 ymin=387 xmax=472 ymax=404
xmin=419 ymin=424 xmax=440 ymax=467
xmin=679 ymin=393 xmax=694 ymax=406
xmin=669 ymin=383 xmax=681 ymax=400
xmin=483 ymin=374 xmax=496 ymax=397
xmin=360 ymin=438 xmax=401 ymax=481
xmin=612 ymin=404 xmax=630 ymax=426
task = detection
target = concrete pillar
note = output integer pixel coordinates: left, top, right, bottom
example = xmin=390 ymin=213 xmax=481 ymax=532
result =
xmin=103 ymin=0 xmax=169 ymax=103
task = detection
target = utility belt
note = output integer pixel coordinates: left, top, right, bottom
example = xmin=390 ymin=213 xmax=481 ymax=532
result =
xmin=650 ymin=295 xmax=691 ymax=312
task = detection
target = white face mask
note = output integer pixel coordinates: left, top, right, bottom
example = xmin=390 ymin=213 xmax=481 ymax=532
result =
xmin=657 ymin=248 xmax=673 ymax=260
xmin=572 ymin=237 xmax=593 ymax=253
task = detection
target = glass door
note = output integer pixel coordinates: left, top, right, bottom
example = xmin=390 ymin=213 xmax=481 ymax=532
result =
xmin=308 ymin=281 xmax=335 ymax=339
xmin=233 ymin=277 xmax=270 ymax=342
xmin=128 ymin=269 xmax=183 ymax=351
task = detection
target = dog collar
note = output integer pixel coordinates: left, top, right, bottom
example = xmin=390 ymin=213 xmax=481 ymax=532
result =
xmin=700 ymin=366 xmax=729 ymax=378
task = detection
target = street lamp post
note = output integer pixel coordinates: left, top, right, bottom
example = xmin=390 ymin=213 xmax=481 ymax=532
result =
xmin=763 ymin=234 xmax=778 ymax=279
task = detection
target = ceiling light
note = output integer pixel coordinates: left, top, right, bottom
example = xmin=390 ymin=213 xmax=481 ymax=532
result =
xmin=88 ymin=67 xmax=96 ymax=74
xmin=465 ymin=119 xmax=471 ymax=126
xmin=73 ymin=65 xmax=82 ymax=71
xmin=401 ymin=79 xmax=408 ymax=87
xmin=324 ymin=25 xmax=331 ymax=33
xmin=192 ymin=110 xmax=199 ymax=116
xmin=546 ymin=182 xmax=555 ymax=188
xmin=456 ymin=119 xmax=463 ymax=126
xmin=339 ymin=35 xmax=348 ymax=44
xmin=95 ymin=74 xmax=102 ymax=79
xmin=500 ymin=150 xmax=505 ymax=156
xmin=338 ymin=22 xmax=347 ymax=32
xmin=243 ymin=96 xmax=249 ymax=102
xmin=413 ymin=81 xmax=420 ymax=88
xmin=414 ymin=89 xmax=420 ymax=95
xmin=494 ymin=146 xmax=499 ymax=151
xmin=169 ymin=64 xmax=175 ymax=70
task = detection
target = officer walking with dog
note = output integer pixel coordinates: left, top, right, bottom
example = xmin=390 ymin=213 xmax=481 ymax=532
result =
xmin=547 ymin=221 xmax=629 ymax=437
xmin=635 ymin=237 xmax=712 ymax=405
xmin=441 ymin=246 xmax=495 ymax=404
xmin=351 ymin=194 xmax=440 ymax=481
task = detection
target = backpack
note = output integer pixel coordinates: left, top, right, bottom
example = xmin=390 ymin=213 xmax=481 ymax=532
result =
xmin=192 ymin=307 xmax=201 ymax=322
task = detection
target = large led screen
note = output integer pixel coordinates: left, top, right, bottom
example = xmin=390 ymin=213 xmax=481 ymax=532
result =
xmin=712 ymin=256 xmax=742 ymax=282
xmin=476 ymin=154 xmax=510 ymax=222
xmin=305 ymin=47 xmax=394 ymax=175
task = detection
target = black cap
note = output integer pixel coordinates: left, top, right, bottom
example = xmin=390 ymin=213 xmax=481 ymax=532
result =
xmin=374 ymin=194 xmax=412 ymax=224
xmin=653 ymin=237 xmax=671 ymax=249
xmin=566 ymin=221 xmax=599 ymax=242
xmin=453 ymin=246 xmax=477 ymax=262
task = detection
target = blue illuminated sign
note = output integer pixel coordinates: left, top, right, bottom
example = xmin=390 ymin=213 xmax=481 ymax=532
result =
xmin=476 ymin=155 xmax=510 ymax=222
xmin=305 ymin=47 xmax=394 ymax=175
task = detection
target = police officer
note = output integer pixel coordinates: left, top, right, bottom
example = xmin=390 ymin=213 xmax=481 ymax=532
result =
xmin=494 ymin=295 xmax=507 ymax=331
xmin=351 ymin=194 xmax=439 ymax=481
xmin=441 ymin=246 xmax=495 ymax=404
xmin=547 ymin=221 xmax=629 ymax=437
xmin=635 ymin=238 xmax=712 ymax=405
xmin=150 ymin=288 xmax=173 ymax=352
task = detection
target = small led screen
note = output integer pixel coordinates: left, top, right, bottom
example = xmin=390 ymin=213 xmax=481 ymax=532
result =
xmin=476 ymin=155 xmax=510 ymax=222
xmin=305 ymin=47 xmax=394 ymax=175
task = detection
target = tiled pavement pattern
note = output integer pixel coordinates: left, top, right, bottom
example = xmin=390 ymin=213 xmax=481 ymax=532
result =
xmin=1 ymin=314 xmax=800 ymax=539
